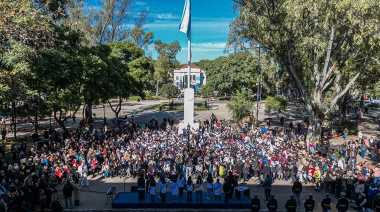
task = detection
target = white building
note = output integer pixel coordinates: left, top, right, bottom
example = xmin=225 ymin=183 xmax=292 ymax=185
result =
xmin=173 ymin=64 xmax=206 ymax=93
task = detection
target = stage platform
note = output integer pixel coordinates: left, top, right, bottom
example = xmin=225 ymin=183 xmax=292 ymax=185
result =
xmin=112 ymin=192 xmax=250 ymax=209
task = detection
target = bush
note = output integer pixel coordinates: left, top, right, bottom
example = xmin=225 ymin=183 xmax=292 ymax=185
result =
xmin=219 ymin=97 xmax=232 ymax=101
xmin=337 ymin=121 xmax=358 ymax=135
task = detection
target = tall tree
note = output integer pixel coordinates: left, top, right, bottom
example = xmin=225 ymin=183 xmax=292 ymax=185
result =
xmin=228 ymin=0 xmax=380 ymax=143
xmin=204 ymin=52 xmax=258 ymax=96
xmin=153 ymin=40 xmax=181 ymax=82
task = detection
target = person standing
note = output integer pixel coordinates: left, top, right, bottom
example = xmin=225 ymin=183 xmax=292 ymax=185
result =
xmin=178 ymin=173 xmax=185 ymax=199
xmin=186 ymin=156 xmax=193 ymax=179
xmin=149 ymin=178 xmax=156 ymax=202
xmin=267 ymin=194 xmax=278 ymax=212
xmin=73 ymin=179 xmax=81 ymax=206
xmin=373 ymin=193 xmax=380 ymax=212
xmin=77 ymin=162 xmax=89 ymax=187
xmin=304 ymin=193 xmax=315 ymax=212
xmin=213 ymin=178 xmax=221 ymax=202
xmin=170 ymin=177 xmax=179 ymax=202
xmin=336 ymin=192 xmax=349 ymax=212
xmin=205 ymin=174 xmax=213 ymax=200
xmin=354 ymin=192 xmax=368 ymax=211
xmin=321 ymin=193 xmax=332 ymax=212
xmin=195 ymin=175 xmax=204 ymax=203
xmin=62 ymin=180 xmax=74 ymax=209
xmin=343 ymin=128 xmax=349 ymax=140
xmin=158 ymin=176 xmax=167 ymax=203
xmin=137 ymin=174 xmax=145 ymax=201
xmin=223 ymin=177 xmax=231 ymax=203
xmin=251 ymin=194 xmax=261 ymax=212
xmin=186 ymin=176 xmax=194 ymax=202
xmin=280 ymin=116 xmax=284 ymax=127
xmin=358 ymin=130 xmax=363 ymax=144
xmin=285 ymin=194 xmax=297 ymax=212
xmin=292 ymin=177 xmax=302 ymax=206
xmin=263 ymin=175 xmax=273 ymax=202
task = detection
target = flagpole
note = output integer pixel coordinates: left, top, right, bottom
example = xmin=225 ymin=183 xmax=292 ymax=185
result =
xmin=187 ymin=0 xmax=191 ymax=89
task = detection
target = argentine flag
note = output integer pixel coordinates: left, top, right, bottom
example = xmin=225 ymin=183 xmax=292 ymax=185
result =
xmin=179 ymin=0 xmax=190 ymax=35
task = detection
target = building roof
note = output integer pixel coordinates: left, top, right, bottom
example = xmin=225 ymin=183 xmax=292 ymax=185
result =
xmin=177 ymin=64 xmax=203 ymax=70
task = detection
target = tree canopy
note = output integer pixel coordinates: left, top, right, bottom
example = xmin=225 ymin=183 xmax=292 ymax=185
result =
xmin=228 ymin=0 xmax=380 ymax=142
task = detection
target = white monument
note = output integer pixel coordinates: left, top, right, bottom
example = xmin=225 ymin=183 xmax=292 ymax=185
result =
xmin=178 ymin=0 xmax=199 ymax=134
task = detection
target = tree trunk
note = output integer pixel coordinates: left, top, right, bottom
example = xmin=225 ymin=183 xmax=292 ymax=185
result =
xmin=305 ymin=108 xmax=322 ymax=145
xmin=84 ymin=103 xmax=93 ymax=125
xmin=340 ymin=95 xmax=349 ymax=123
xmin=34 ymin=114 xmax=38 ymax=134
xmin=54 ymin=109 xmax=68 ymax=132
xmin=109 ymin=97 xmax=122 ymax=128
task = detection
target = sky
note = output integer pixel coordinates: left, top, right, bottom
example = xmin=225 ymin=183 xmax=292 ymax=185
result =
xmin=89 ymin=0 xmax=238 ymax=64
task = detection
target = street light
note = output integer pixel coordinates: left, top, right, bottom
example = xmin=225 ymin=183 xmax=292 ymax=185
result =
xmin=103 ymin=105 xmax=106 ymax=125
xmin=256 ymin=46 xmax=261 ymax=126
xmin=187 ymin=123 xmax=191 ymax=150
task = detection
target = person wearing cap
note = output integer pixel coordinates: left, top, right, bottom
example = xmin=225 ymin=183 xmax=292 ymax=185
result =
xmin=353 ymin=192 xmax=368 ymax=211
xmin=292 ymin=177 xmax=303 ymax=206
xmin=336 ymin=192 xmax=349 ymax=212
xmin=373 ymin=193 xmax=380 ymax=211
xmin=266 ymin=194 xmax=277 ymax=212
xmin=321 ymin=193 xmax=332 ymax=212
xmin=250 ymin=194 xmax=261 ymax=212
xmin=285 ymin=194 xmax=297 ymax=212
xmin=304 ymin=193 xmax=315 ymax=212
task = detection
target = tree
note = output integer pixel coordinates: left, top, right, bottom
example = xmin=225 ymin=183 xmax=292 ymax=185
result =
xmin=226 ymin=89 xmax=253 ymax=121
xmin=160 ymin=84 xmax=179 ymax=102
xmin=202 ymin=52 xmax=258 ymax=96
xmin=265 ymin=96 xmax=288 ymax=116
xmin=105 ymin=41 xmax=148 ymax=125
xmin=153 ymin=40 xmax=181 ymax=81
xmin=199 ymin=84 xmax=214 ymax=97
xmin=228 ymin=0 xmax=380 ymax=143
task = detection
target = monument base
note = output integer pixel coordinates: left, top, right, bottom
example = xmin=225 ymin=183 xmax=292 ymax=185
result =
xmin=178 ymin=121 xmax=199 ymax=135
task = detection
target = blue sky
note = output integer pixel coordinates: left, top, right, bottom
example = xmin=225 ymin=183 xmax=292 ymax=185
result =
xmin=89 ymin=0 xmax=238 ymax=64
xmin=143 ymin=0 xmax=238 ymax=64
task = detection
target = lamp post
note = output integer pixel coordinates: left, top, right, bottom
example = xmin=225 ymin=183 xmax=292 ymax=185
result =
xmin=187 ymin=123 xmax=191 ymax=150
xmin=103 ymin=105 xmax=106 ymax=125
xmin=256 ymin=46 xmax=261 ymax=126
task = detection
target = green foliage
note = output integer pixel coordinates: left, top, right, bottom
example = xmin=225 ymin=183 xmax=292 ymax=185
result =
xmin=226 ymin=89 xmax=253 ymax=121
xmin=228 ymin=0 xmax=380 ymax=141
xmin=199 ymin=84 xmax=214 ymax=97
xmin=159 ymin=84 xmax=179 ymax=100
xmin=204 ymin=52 xmax=259 ymax=95
xmin=337 ymin=122 xmax=358 ymax=135
xmin=265 ymin=96 xmax=288 ymax=114
xmin=153 ymin=40 xmax=181 ymax=81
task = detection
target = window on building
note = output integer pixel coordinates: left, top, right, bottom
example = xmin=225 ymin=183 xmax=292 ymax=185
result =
xmin=192 ymin=75 xmax=196 ymax=81
xmin=176 ymin=76 xmax=179 ymax=80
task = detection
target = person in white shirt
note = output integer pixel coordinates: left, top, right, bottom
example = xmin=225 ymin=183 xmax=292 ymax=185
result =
xmin=213 ymin=178 xmax=222 ymax=202
xmin=170 ymin=177 xmax=179 ymax=202
xmin=77 ymin=162 xmax=89 ymax=187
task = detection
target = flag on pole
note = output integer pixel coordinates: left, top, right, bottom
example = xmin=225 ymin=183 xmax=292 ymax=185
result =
xmin=179 ymin=0 xmax=190 ymax=35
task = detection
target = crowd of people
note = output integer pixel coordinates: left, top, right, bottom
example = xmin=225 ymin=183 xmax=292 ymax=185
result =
xmin=0 ymin=113 xmax=379 ymax=211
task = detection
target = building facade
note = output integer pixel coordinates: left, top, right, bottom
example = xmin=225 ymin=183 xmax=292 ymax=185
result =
xmin=173 ymin=64 xmax=206 ymax=93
